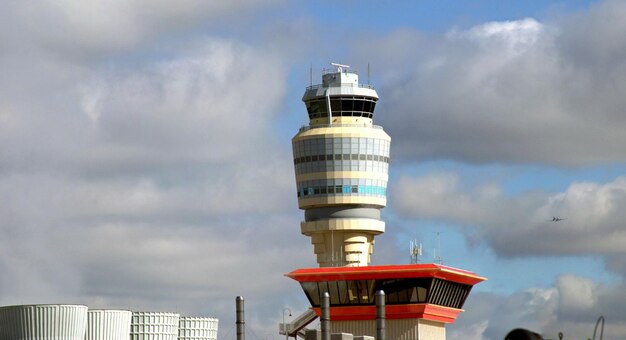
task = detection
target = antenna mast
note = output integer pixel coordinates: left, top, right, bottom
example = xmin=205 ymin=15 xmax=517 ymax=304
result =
xmin=433 ymin=232 xmax=443 ymax=264
xmin=410 ymin=239 xmax=422 ymax=264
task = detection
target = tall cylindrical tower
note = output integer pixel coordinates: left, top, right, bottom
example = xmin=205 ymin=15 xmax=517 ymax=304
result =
xmin=292 ymin=63 xmax=390 ymax=267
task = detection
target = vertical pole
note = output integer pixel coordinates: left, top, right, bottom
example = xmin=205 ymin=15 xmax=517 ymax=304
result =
xmin=283 ymin=311 xmax=287 ymax=340
xmin=283 ymin=308 xmax=291 ymax=340
xmin=236 ymin=296 xmax=245 ymax=340
xmin=320 ymin=292 xmax=330 ymax=340
xmin=326 ymin=91 xmax=332 ymax=125
xmin=376 ymin=290 xmax=385 ymax=340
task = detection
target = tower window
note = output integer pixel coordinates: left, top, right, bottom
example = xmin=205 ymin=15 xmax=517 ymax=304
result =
xmin=305 ymin=96 xmax=378 ymax=119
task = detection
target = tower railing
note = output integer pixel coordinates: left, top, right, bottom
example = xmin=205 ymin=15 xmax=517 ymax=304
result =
xmin=298 ymin=123 xmax=383 ymax=132
xmin=305 ymin=83 xmax=375 ymax=91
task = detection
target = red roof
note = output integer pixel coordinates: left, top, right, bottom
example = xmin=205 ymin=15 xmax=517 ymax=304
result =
xmin=286 ymin=263 xmax=486 ymax=286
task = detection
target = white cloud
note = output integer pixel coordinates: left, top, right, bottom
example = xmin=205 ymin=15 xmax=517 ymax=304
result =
xmin=448 ymin=18 xmax=543 ymax=54
xmin=363 ymin=1 xmax=626 ymax=166
xmin=556 ymin=275 xmax=597 ymax=316
xmin=393 ymin=173 xmax=489 ymax=222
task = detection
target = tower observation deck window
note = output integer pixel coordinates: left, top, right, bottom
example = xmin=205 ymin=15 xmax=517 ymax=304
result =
xmin=305 ymin=96 xmax=377 ymax=119
xmin=300 ymin=278 xmax=472 ymax=309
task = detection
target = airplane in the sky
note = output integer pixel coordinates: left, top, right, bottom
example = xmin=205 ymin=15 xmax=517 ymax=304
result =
xmin=549 ymin=216 xmax=568 ymax=222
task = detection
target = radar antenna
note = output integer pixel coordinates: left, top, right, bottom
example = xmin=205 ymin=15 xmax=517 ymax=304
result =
xmin=330 ymin=63 xmax=350 ymax=73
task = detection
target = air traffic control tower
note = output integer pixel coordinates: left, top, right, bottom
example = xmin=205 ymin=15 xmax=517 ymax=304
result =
xmin=293 ymin=63 xmax=389 ymax=267
xmin=285 ymin=64 xmax=486 ymax=340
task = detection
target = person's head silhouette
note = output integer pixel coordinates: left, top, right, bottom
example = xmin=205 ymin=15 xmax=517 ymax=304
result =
xmin=504 ymin=328 xmax=544 ymax=340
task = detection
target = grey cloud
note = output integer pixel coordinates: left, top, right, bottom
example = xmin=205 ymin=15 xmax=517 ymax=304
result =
xmin=359 ymin=0 xmax=626 ymax=166
xmin=0 ymin=0 xmax=281 ymax=60
xmin=450 ymin=289 xmax=558 ymax=340
xmin=392 ymin=173 xmax=626 ymax=261
xmin=0 ymin=7 xmax=310 ymax=334
xmin=450 ymin=275 xmax=626 ymax=340
xmin=0 ymin=38 xmax=289 ymax=177
xmin=0 ymin=214 xmax=311 ymax=325
xmin=0 ymin=170 xmax=309 ymax=330
xmin=80 ymin=40 xmax=287 ymax=172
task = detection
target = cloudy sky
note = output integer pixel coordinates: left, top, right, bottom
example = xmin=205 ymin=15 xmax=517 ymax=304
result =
xmin=1 ymin=0 xmax=626 ymax=338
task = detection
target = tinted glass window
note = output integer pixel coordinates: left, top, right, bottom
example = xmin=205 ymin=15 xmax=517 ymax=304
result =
xmin=353 ymin=100 xmax=363 ymax=112
xmin=362 ymin=101 xmax=372 ymax=113
xmin=341 ymin=99 xmax=352 ymax=111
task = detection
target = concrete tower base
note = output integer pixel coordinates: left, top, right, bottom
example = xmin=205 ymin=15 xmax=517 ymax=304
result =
xmin=331 ymin=319 xmax=445 ymax=340
xmin=305 ymin=220 xmax=384 ymax=267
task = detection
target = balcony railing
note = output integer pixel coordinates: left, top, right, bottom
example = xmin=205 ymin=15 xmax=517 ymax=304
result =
xmin=305 ymin=83 xmax=375 ymax=91
xmin=299 ymin=123 xmax=383 ymax=133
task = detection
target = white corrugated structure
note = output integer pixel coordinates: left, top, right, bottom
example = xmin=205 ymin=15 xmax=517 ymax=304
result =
xmin=178 ymin=316 xmax=219 ymax=340
xmin=85 ymin=309 xmax=132 ymax=340
xmin=130 ymin=311 xmax=180 ymax=340
xmin=0 ymin=304 xmax=88 ymax=339
xmin=0 ymin=305 xmax=217 ymax=340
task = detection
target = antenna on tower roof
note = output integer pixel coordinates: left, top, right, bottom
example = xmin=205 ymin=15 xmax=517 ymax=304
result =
xmin=410 ymin=239 xmax=422 ymax=264
xmin=433 ymin=232 xmax=444 ymax=265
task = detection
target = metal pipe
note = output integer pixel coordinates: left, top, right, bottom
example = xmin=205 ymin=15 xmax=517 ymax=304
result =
xmin=320 ymin=292 xmax=330 ymax=340
xmin=376 ymin=290 xmax=385 ymax=340
xmin=592 ymin=315 xmax=605 ymax=340
xmin=236 ymin=296 xmax=245 ymax=340
xmin=283 ymin=308 xmax=292 ymax=340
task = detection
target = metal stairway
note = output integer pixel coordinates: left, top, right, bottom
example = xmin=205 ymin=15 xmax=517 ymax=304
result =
xmin=279 ymin=309 xmax=318 ymax=338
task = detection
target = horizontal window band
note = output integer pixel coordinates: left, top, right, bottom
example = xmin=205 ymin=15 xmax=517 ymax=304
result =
xmin=296 ymin=185 xmax=387 ymax=198
xmin=294 ymin=154 xmax=389 ymax=164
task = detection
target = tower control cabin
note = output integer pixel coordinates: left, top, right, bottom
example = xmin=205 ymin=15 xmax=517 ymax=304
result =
xmin=292 ymin=64 xmax=390 ymax=267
